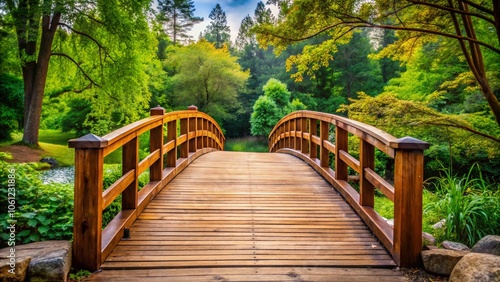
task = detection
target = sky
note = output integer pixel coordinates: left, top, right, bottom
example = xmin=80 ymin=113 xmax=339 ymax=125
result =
xmin=184 ymin=0 xmax=276 ymax=42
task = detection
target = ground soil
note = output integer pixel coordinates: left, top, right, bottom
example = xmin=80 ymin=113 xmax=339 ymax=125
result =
xmin=0 ymin=144 xmax=44 ymax=163
xmin=400 ymin=267 xmax=448 ymax=281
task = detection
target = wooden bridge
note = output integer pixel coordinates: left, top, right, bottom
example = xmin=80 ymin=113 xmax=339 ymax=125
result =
xmin=69 ymin=107 xmax=428 ymax=281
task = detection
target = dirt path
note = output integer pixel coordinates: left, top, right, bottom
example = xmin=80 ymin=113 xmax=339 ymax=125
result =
xmin=0 ymin=145 xmax=44 ymax=163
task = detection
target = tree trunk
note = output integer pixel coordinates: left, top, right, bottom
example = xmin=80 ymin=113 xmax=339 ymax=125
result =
xmin=21 ymin=14 xmax=61 ymax=146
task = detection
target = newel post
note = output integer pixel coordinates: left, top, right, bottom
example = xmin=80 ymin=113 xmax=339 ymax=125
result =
xmin=69 ymin=134 xmax=107 ymax=271
xmin=391 ymin=137 xmax=429 ymax=267
xmin=150 ymin=106 xmax=165 ymax=181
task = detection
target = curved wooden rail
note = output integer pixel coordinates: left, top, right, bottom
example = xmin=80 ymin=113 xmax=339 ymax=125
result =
xmin=268 ymin=110 xmax=429 ymax=267
xmin=69 ymin=106 xmax=224 ymax=271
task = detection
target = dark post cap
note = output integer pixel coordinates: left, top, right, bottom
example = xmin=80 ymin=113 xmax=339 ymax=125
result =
xmin=150 ymin=106 xmax=165 ymax=115
xmin=187 ymin=105 xmax=198 ymax=111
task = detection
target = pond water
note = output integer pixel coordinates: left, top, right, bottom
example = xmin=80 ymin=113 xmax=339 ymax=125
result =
xmin=40 ymin=166 xmax=75 ymax=185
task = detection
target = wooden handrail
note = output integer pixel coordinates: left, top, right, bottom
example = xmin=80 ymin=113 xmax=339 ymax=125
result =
xmin=69 ymin=106 xmax=225 ymax=271
xmin=268 ymin=110 xmax=429 ymax=267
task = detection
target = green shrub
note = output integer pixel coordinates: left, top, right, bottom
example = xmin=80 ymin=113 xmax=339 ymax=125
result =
xmin=425 ymin=164 xmax=500 ymax=246
xmin=0 ymin=74 xmax=23 ymax=141
xmin=0 ymin=159 xmax=73 ymax=247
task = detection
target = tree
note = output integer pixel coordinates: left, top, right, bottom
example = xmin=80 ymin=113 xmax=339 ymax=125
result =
xmin=256 ymin=0 xmax=500 ymax=128
xmin=250 ymin=78 xmax=305 ymax=136
xmin=1 ymin=0 xmax=154 ymax=145
xmin=157 ymin=0 xmax=203 ymax=45
xmin=204 ymin=4 xmax=231 ymax=48
xmin=166 ymin=41 xmax=249 ymax=124
xmin=331 ymin=30 xmax=384 ymax=104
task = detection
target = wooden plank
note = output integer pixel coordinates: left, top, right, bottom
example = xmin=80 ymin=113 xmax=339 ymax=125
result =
xmin=91 ymin=151 xmax=402 ymax=281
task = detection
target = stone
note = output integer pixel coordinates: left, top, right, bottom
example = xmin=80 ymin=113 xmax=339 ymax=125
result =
xmin=40 ymin=157 xmax=58 ymax=167
xmin=449 ymin=253 xmax=500 ymax=282
xmin=0 ymin=241 xmax=72 ymax=282
xmin=422 ymin=232 xmax=436 ymax=246
xmin=423 ymin=245 xmax=438 ymax=251
xmin=0 ymin=257 xmax=31 ymax=282
xmin=432 ymin=219 xmax=446 ymax=229
xmin=471 ymin=235 xmax=500 ymax=256
xmin=442 ymin=240 xmax=470 ymax=251
xmin=421 ymin=249 xmax=468 ymax=276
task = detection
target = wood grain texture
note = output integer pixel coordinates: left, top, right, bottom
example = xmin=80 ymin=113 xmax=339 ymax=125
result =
xmin=90 ymin=151 xmax=404 ymax=281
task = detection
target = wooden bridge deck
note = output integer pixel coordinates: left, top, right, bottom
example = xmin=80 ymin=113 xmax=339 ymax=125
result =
xmin=87 ymin=151 xmax=407 ymax=281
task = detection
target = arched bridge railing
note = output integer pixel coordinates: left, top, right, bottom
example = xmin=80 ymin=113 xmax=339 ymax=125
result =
xmin=268 ymin=110 xmax=429 ymax=267
xmin=68 ymin=106 xmax=224 ymax=271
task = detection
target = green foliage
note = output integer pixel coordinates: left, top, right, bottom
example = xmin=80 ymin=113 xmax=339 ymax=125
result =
xmin=166 ymin=41 xmax=249 ymax=126
xmin=262 ymin=78 xmax=291 ymax=109
xmin=225 ymin=137 xmax=268 ymax=152
xmin=342 ymin=92 xmax=500 ymax=181
xmin=0 ymin=73 xmax=23 ymax=141
xmin=69 ymin=269 xmax=91 ymax=281
xmin=60 ymin=98 xmax=92 ymax=136
xmin=0 ymin=161 xmax=73 ymax=246
xmin=425 ymin=164 xmax=500 ymax=246
xmin=250 ymin=96 xmax=281 ymax=137
xmin=250 ymin=78 xmax=306 ymax=137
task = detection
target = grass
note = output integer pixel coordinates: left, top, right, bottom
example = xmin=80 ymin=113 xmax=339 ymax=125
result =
xmin=225 ymin=136 xmax=268 ymax=152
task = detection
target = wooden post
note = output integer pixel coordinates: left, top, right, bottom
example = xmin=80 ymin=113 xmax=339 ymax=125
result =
xmin=335 ymin=126 xmax=348 ymax=181
xmin=197 ymin=117 xmax=203 ymax=150
xmin=391 ymin=137 xmax=429 ymax=267
xmin=180 ymin=117 xmax=188 ymax=158
xmin=359 ymin=140 xmax=375 ymax=207
xmin=188 ymin=106 xmax=198 ymax=153
xmin=166 ymin=119 xmax=177 ymax=167
xmin=150 ymin=106 xmax=165 ymax=181
xmin=122 ymin=137 xmax=138 ymax=209
xmin=320 ymin=121 xmax=329 ymax=167
xmin=69 ymin=134 xmax=106 ymax=271
xmin=309 ymin=119 xmax=318 ymax=159
xmin=294 ymin=118 xmax=301 ymax=151
xmin=204 ymin=119 xmax=209 ymax=148
xmin=301 ymin=118 xmax=308 ymax=154
xmin=285 ymin=120 xmax=290 ymax=149
xmin=290 ymin=119 xmax=296 ymax=149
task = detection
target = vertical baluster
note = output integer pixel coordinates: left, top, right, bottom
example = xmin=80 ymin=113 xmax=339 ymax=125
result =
xmin=359 ymin=140 xmax=375 ymax=207
xmin=392 ymin=137 xmax=429 ymax=267
xmin=301 ymin=118 xmax=308 ymax=154
xmin=197 ymin=117 xmax=203 ymax=150
xmin=335 ymin=126 xmax=348 ymax=181
xmin=180 ymin=117 xmax=188 ymax=158
xmin=309 ymin=119 xmax=318 ymax=159
xmin=166 ymin=119 xmax=177 ymax=167
xmin=187 ymin=105 xmax=198 ymax=154
xmin=150 ymin=107 xmax=165 ymax=181
xmin=294 ymin=118 xmax=301 ymax=151
xmin=122 ymin=137 xmax=138 ymax=210
xmin=204 ymin=119 xmax=209 ymax=148
xmin=320 ymin=120 xmax=329 ymax=167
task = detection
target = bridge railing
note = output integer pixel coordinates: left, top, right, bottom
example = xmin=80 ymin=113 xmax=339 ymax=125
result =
xmin=68 ymin=106 xmax=224 ymax=271
xmin=268 ymin=110 xmax=429 ymax=267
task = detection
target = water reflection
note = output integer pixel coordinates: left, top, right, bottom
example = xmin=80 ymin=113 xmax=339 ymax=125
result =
xmin=40 ymin=166 xmax=75 ymax=184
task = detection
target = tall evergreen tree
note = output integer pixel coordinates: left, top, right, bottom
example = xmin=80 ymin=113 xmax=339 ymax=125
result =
xmin=157 ymin=0 xmax=203 ymax=45
xmin=204 ymin=4 xmax=231 ymax=48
